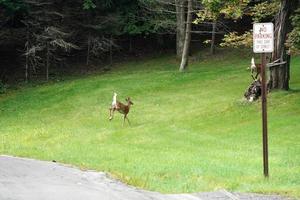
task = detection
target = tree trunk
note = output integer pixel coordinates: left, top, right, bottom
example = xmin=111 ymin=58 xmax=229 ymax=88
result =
xmin=86 ymin=11 xmax=91 ymax=67
xmin=46 ymin=42 xmax=50 ymax=82
xmin=270 ymin=0 xmax=293 ymax=90
xmin=25 ymin=27 xmax=29 ymax=83
xmin=210 ymin=21 xmax=216 ymax=55
xmin=129 ymin=36 xmax=133 ymax=53
xmin=109 ymin=35 xmax=113 ymax=66
xmin=179 ymin=0 xmax=192 ymax=72
xmin=157 ymin=34 xmax=164 ymax=50
xmin=175 ymin=0 xmax=186 ymax=59
xmin=86 ymin=32 xmax=91 ymax=66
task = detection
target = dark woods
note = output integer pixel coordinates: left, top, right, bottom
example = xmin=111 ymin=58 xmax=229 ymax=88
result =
xmin=0 ymin=0 xmax=175 ymax=84
xmin=1 ymin=0 xmax=299 ymax=93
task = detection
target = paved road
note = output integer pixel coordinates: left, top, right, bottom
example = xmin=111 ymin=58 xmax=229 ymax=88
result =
xmin=0 ymin=155 xmax=294 ymax=200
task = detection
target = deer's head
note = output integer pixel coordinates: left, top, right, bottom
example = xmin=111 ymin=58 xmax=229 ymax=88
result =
xmin=126 ymin=97 xmax=133 ymax=105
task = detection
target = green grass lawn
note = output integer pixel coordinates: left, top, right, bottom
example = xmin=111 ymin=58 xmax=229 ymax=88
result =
xmin=1 ymin=49 xmax=300 ymax=197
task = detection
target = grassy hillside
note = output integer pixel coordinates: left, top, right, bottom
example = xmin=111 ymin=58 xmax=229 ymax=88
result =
xmin=0 ymin=49 xmax=299 ymax=197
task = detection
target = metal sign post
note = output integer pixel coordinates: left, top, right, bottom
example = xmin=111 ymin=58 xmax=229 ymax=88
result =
xmin=253 ymin=23 xmax=274 ymax=178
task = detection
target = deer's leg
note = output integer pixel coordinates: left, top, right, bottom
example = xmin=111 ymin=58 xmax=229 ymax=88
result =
xmin=122 ymin=114 xmax=130 ymax=126
xmin=109 ymin=108 xmax=114 ymax=120
xmin=123 ymin=115 xmax=126 ymax=126
xmin=126 ymin=115 xmax=131 ymax=125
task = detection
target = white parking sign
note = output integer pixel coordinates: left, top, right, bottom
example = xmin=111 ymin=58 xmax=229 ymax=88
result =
xmin=253 ymin=23 xmax=274 ymax=53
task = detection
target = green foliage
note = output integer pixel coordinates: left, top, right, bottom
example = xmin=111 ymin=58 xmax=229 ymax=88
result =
xmin=218 ymin=0 xmax=249 ymax=19
xmin=194 ymin=0 xmax=222 ymax=22
xmin=250 ymin=1 xmax=279 ymax=22
xmin=83 ymin=0 xmax=96 ymax=10
xmin=82 ymin=0 xmax=161 ymax=36
xmin=0 ymin=0 xmax=27 ymax=15
xmin=119 ymin=0 xmax=173 ymax=36
xmin=220 ymin=31 xmax=252 ymax=48
xmin=287 ymin=8 xmax=300 ymax=54
xmin=214 ymin=1 xmax=289 ymax=51
xmin=194 ymin=0 xmax=249 ymax=24
xmin=83 ymin=0 xmax=114 ymax=10
xmin=121 ymin=12 xmax=144 ymax=35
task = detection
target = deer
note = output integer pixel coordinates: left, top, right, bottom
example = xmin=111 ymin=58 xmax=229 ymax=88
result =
xmin=250 ymin=57 xmax=261 ymax=81
xmin=109 ymin=92 xmax=134 ymax=125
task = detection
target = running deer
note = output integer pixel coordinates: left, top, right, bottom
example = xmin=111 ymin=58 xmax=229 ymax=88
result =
xmin=109 ymin=93 xmax=133 ymax=125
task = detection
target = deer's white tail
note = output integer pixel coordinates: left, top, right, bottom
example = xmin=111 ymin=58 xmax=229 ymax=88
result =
xmin=251 ymin=57 xmax=256 ymax=69
xmin=112 ymin=92 xmax=117 ymax=106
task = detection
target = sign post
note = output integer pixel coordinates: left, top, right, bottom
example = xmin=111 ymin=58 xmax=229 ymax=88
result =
xmin=253 ymin=23 xmax=274 ymax=178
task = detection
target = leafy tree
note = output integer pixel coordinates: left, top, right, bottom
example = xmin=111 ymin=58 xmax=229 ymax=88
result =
xmin=287 ymin=8 xmax=300 ymax=54
xmin=83 ymin=0 xmax=96 ymax=10
xmin=139 ymin=0 xmax=183 ymax=57
xmin=0 ymin=0 xmax=27 ymax=14
xmin=216 ymin=0 xmax=299 ymax=90
xmin=194 ymin=0 xmax=249 ymax=54
xmin=250 ymin=1 xmax=279 ymax=22
xmin=220 ymin=31 xmax=252 ymax=48
xmin=219 ymin=1 xmax=279 ymax=48
xmin=195 ymin=0 xmax=249 ymax=22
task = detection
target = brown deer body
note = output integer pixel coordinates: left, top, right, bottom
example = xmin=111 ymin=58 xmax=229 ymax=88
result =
xmin=109 ymin=93 xmax=133 ymax=125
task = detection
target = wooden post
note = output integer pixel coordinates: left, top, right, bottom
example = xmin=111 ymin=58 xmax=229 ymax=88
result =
xmin=253 ymin=23 xmax=273 ymax=177
xmin=261 ymin=52 xmax=269 ymax=177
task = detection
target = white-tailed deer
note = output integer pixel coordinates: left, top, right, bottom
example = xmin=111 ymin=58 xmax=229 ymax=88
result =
xmin=109 ymin=93 xmax=133 ymax=125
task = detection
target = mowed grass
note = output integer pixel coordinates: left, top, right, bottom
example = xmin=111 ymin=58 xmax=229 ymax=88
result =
xmin=0 ymin=49 xmax=300 ymax=197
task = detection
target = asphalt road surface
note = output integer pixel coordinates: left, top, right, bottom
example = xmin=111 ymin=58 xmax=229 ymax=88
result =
xmin=0 ymin=155 xmax=293 ymax=200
